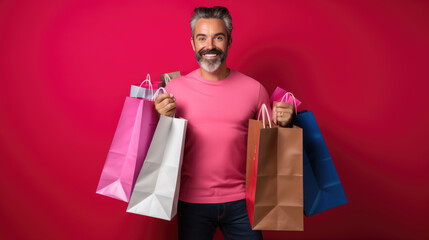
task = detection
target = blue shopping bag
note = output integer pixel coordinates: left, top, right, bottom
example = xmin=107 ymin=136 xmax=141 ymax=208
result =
xmin=294 ymin=110 xmax=348 ymax=216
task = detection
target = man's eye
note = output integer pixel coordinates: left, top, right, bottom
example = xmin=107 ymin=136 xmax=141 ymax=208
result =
xmin=199 ymin=38 xmax=205 ymax=41
xmin=216 ymin=36 xmax=224 ymax=40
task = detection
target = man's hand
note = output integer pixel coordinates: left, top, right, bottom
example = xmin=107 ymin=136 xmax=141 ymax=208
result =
xmin=155 ymin=93 xmax=176 ymax=117
xmin=273 ymin=101 xmax=293 ymax=127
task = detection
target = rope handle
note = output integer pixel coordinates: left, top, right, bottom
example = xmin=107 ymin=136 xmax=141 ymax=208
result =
xmin=257 ymin=104 xmax=272 ymax=128
xmin=163 ymin=73 xmax=172 ymax=85
xmin=280 ymin=92 xmax=297 ymax=115
xmin=152 ymin=87 xmax=167 ymax=101
xmin=135 ymin=74 xmax=154 ymax=98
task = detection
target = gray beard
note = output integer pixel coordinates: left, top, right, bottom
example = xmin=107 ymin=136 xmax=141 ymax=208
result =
xmin=195 ymin=51 xmax=228 ymax=73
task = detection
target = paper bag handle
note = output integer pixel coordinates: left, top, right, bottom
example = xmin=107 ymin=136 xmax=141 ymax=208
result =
xmin=257 ymin=104 xmax=272 ymax=128
xmin=280 ymin=92 xmax=297 ymax=115
xmin=163 ymin=73 xmax=172 ymax=85
xmin=152 ymin=87 xmax=167 ymax=101
xmin=135 ymin=74 xmax=154 ymax=98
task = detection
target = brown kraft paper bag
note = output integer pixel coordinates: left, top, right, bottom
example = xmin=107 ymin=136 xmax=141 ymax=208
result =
xmin=246 ymin=118 xmax=304 ymax=231
xmin=159 ymin=71 xmax=181 ymax=88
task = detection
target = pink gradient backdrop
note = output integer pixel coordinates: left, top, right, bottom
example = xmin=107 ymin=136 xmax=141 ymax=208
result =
xmin=0 ymin=0 xmax=428 ymax=239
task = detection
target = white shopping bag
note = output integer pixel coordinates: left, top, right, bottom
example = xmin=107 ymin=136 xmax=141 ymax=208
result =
xmin=130 ymin=85 xmax=155 ymax=99
xmin=127 ymin=114 xmax=187 ymax=220
xmin=130 ymin=74 xmax=157 ymax=99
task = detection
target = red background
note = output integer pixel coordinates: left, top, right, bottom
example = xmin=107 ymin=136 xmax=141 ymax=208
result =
xmin=1 ymin=0 xmax=428 ymax=239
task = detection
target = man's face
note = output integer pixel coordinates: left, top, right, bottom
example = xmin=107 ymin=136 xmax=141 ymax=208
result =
xmin=191 ymin=18 xmax=231 ymax=72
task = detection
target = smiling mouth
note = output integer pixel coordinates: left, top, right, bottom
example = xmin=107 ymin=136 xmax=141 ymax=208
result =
xmin=203 ymin=53 xmax=218 ymax=58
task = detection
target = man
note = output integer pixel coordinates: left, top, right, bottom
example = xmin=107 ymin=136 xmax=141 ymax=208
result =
xmin=155 ymin=6 xmax=293 ymax=240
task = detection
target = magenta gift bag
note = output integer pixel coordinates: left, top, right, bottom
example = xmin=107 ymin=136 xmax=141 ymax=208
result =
xmin=270 ymin=87 xmax=302 ymax=110
xmin=96 ymin=95 xmax=159 ymax=202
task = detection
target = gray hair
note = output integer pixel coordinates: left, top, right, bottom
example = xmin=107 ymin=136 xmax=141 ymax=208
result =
xmin=190 ymin=6 xmax=233 ymax=42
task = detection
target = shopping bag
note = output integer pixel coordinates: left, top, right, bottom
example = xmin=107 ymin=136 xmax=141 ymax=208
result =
xmin=127 ymin=90 xmax=187 ymax=220
xmin=270 ymin=86 xmax=302 ymax=110
xmin=158 ymin=71 xmax=181 ymax=88
xmin=246 ymin=104 xmax=304 ymax=230
xmin=294 ymin=110 xmax=348 ymax=216
xmin=96 ymin=76 xmax=159 ymax=202
xmin=130 ymin=74 xmax=158 ymax=99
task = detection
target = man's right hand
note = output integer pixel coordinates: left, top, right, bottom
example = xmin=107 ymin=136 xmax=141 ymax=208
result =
xmin=155 ymin=93 xmax=176 ymax=117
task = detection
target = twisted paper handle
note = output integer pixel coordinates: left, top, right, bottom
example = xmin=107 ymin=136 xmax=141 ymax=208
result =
xmin=257 ymin=103 xmax=272 ymax=128
xmin=280 ymin=92 xmax=297 ymax=115
xmin=135 ymin=73 xmax=154 ymax=98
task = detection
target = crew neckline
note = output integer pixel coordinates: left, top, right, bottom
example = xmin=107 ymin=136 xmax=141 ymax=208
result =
xmin=190 ymin=68 xmax=235 ymax=85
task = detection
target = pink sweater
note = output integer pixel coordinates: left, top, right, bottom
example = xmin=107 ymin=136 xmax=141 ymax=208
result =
xmin=165 ymin=69 xmax=271 ymax=203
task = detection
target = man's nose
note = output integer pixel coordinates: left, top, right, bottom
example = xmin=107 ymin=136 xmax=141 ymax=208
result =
xmin=206 ymin=38 xmax=214 ymax=49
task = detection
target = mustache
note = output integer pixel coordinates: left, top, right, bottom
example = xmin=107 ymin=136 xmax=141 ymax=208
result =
xmin=198 ymin=48 xmax=224 ymax=56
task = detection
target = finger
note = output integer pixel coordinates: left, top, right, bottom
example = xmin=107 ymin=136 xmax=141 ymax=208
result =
xmin=154 ymin=93 xmax=169 ymax=104
xmin=155 ymin=93 xmax=174 ymax=105
xmin=161 ymin=102 xmax=176 ymax=113
xmin=276 ymin=108 xmax=294 ymax=115
xmin=277 ymin=114 xmax=292 ymax=125
xmin=276 ymin=104 xmax=293 ymax=115
xmin=156 ymin=98 xmax=175 ymax=111
xmin=276 ymin=110 xmax=292 ymax=122
xmin=165 ymin=109 xmax=175 ymax=117
xmin=276 ymin=111 xmax=293 ymax=120
xmin=278 ymin=120 xmax=289 ymax=127
xmin=276 ymin=102 xmax=293 ymax=109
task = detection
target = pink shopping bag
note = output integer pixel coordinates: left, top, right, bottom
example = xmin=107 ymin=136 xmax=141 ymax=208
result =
xmin=270 ymin=87 xmax=302 ymax=110
xmin=96 ymin=86 xmax=159 ymax=202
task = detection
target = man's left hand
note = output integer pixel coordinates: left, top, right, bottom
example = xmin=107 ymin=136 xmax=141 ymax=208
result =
xmin=273 ymin=101 xmax=294 ymax=127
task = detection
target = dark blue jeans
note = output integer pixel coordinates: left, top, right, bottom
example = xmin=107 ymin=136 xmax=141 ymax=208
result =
xmin=178 ymin=199 xmax=263 ymax=240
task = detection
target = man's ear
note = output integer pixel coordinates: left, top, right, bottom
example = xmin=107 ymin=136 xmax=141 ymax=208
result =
xmin=190 ymin=37 xmax=196 ymax=51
